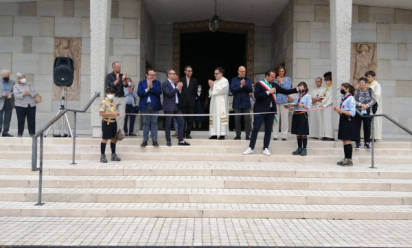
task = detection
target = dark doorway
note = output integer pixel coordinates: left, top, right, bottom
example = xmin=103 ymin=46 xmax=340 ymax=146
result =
xmin=180 ymin=32 xmax=247 ymax=130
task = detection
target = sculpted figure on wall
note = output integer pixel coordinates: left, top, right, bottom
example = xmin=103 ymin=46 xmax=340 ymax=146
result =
xmin=351 ymin=43 xmax=377 ymax=88
xmin=53 ymin=38 xmax=82 ymax=100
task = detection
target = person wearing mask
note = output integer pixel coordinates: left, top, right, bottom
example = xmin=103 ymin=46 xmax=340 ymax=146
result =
xmin=354 ymin=77 xmax=375 ymax=150
xmin=99 ymin=88 xmax=121 ymax=163
xmin=334 ymin=83 xmax=357 ymax=166
xmin=180 ymin=65 xmax=198 ymax=139
xmin=13 ymin=73 xmax=37 ymax=137
xmin=230 ymin=66 xmax=252 ymax=140
xmin=243 ymin=70 xmax=300 ymax=156
xmin=137 ymin=69 xmax=162 ymax=147
xmin=0 ymin=69 xmax=15 ymax=137
xmin=123 ymin=78 xmax=138 ymax=136
xmin=291 ymin=82 xmax=312 ymax=156
xmin=105 ymin=61 xmax=127 ymax=140
xmin=309 ymin=77 xmax=325 ymax=139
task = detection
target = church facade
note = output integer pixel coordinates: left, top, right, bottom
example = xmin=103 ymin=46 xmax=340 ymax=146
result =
xmin=0 ymin=0 xmax=411 ymax=138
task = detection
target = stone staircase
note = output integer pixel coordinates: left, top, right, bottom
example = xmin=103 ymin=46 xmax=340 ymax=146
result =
xmin=0 ymin=136 xmax=411 ymax=220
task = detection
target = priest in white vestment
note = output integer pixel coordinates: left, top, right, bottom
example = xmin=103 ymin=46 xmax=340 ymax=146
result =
xmin=309 ymin=77 xmax=325 ymax=139
xmin=319 ymin=72 xmax=334 ymax=140
xmin=208 ymin=67 xmax=229 ymax=139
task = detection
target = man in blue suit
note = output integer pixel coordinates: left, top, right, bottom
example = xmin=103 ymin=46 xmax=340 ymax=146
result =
xmin=137 ymin=69 xmax=162 ymax=147
xmin=162 ymin=69 xmax=190 ymax=146
xmin=230 ymin=66 xmax=252 ymax=140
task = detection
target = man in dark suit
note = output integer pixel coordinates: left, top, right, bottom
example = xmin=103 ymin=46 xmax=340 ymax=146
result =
xmin=137 ymin=69 xmax=162 ymax=147
xmin=0 ymin=69 xmax=15 ymax=137
xmin=162 ymin=69 xmax=190 ymax=146
xmin=180 ymin=65 xmax=198 ymax=139
xmin=243 ymin=70 xmax=301 ymax=156
xmin=230 ymin=66 xmax=253 ymax=140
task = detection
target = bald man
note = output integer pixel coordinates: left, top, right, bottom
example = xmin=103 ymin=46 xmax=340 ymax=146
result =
xmin=230 ymin=66 xmax=252 ymax=140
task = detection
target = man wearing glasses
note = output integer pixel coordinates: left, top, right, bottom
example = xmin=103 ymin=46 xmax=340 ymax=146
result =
xmin=180 ymin=65 xmax=199 ymax=139
xmin=208 ymin=67 xmax=229 ymax=140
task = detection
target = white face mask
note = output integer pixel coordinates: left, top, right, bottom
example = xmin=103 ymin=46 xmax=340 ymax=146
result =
xmin=128 ymin=82 xmax=132 ymax=86
xmin=197 ymin=88 xmax=202 ymax=92
xmin=106 ymin=94 xmax=114 ymax=100
xmin=20 ymin=78 xmax=27 ymax=84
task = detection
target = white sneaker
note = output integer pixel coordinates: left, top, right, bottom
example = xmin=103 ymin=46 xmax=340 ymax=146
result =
xmin=242 ymin=147 xmax=254 ymax=155
xmin=262 ymin=148 xmax=271 ymax=156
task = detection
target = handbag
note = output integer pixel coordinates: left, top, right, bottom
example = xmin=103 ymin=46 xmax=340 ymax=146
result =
xmin=34 ymin=94 xmax=42 ymax=104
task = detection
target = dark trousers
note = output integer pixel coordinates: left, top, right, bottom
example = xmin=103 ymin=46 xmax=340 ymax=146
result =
xmin=249 ymin=113 xmax=275 ymax=150
xmin=183 ymin=106 xmax=194 ymax=135
xmin=165 ymin=109 xmax=184 ymax=142
xmin=124 ymin=104 xmax=136 ymax=134
xmin=354 ymin=113 xmax=371 ymax=143
xmin=0 ymin=99 xmax=13 ymax=134
xmin=234 ymin=108 xmax=251 ymax=137
xmin=15 ymin=106 xmax=36 ymax=136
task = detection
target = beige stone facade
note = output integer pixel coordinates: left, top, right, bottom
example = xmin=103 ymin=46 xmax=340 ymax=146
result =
xmin=0 ymin=0 xmax=411 ymax=138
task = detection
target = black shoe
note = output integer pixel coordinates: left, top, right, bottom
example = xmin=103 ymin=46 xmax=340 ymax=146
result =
xmin=281 ymin=138 xmax=287 ymax=141
xmin=322 ymin=137 xmax=334 ymax=141
xmin=141 ymin=141 xmax=148 ymax=147
xmin=167 ymin=142 xmax=172 ymax=146
xmin=209 ymin=136 xmax=217 ymax=139
xmin=218 ymin=136 xmax=225 ymax=140
xmin=111 ymin=153 xmax=121 ymax=161
xmin=245 ymin=135 xmax=250 ymax=140
xmin=273 ymin=138 xmax=278 ymax=141
xmin=186 ymin=134 xmax=192 ymax=139
xmin=292 ymin=148 xmax=302 ymax=155
xmin=178 ymin=141 xmax=190 ymax=146
xmin=153 ymin=141 xmax=159 ymax=147
xmin=124 ymin=133 xmax=129 ymax=137
xmin=2 ymin=133 xmax=13 ymax=137
xmin=100 ymin=154 xmax=108 ymax=163
xmin=300 ymin=148 xmax=307 ymax=156
xmin=234 ymin=136 xmax=241 ymax=140
xmin=129 ymin=133 xmax=137 ymax=136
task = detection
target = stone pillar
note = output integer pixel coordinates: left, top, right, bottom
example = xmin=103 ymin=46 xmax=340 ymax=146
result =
xmin=330 ymin=0 xmax=352 ymax=138
xmin=90 ymin=0 xmax=112 ymax=137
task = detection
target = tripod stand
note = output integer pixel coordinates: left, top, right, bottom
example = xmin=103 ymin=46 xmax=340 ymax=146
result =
xmin=44 ymin=87 xmax=73 ymax=137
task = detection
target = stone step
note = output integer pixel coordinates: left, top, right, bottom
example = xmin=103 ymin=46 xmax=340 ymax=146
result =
xmin=1 ymin=175 xmax=411 ymax=191
xmin=3 ymin=144 xmax=412 ymax=156
xmin=1 ymin=188 xmax=411 ymax=205
xmin=0 ymin=201 xmax=410 ymax=219
xmin=2 ymin=163 xmax=412 ymax=179
xmin=2 ymin=151 xmax=411 ymax=164
xmin=2 ymin=137 xmax=412 ymax=149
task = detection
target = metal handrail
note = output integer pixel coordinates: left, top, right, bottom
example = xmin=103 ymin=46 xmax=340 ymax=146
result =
xmin=369 ymin=113 xmax=412 ymax=168
xmin=31 ymin=92 xmax=100 ymax=205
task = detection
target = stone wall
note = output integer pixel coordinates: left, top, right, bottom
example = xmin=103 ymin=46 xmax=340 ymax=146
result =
xmin=272 ymin=0 xmax=294 ymax=78
xmin=292 ymin=0 xmax=412 ymax=138
xmin=0 ymin=0 xmax=145 ymax=134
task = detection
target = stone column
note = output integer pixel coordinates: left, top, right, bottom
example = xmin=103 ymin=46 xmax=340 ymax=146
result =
xmin=90 ymin=0 xmax=112 ymax=137
xmin=329 ymin=0 xmax=352 ymax=138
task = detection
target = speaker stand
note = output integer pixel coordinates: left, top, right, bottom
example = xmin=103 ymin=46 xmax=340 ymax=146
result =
xmin=44 ymin=87 xmax=73 ymax=138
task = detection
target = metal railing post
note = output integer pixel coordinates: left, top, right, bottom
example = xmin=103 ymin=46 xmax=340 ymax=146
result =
xmin=35 ymin=134 xmax=44 ymax=206
xmin=370 ymin=116 xmax=376 ymax=169
xmin=32 ymin=136 xmax=38 ymax=171
xmin=71 ymin=112 xmax=77 ymax=165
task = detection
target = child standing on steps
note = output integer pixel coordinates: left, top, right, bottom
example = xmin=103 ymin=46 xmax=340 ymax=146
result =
xmin=99 ymin=88 xmax=121 ymax=163
xmin=334 ymin=83 xmax=357 ymax=166
xmin=291 ymin=82 xmax=312 ymax=156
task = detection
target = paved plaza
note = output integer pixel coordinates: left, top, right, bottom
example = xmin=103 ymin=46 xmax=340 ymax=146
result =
xmin=1 ymin=217 xmax=412 ymax=247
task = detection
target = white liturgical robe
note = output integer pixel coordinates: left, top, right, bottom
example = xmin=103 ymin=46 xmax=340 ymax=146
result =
xmin=309 ymin=86 xmax=325 ymax=139
xmin=209 ymin=77 xmax=229 ymax=136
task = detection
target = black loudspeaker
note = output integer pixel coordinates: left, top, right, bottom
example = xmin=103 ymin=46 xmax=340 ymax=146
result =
xmin=53 ymin=57 xmax=74 ymax=87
